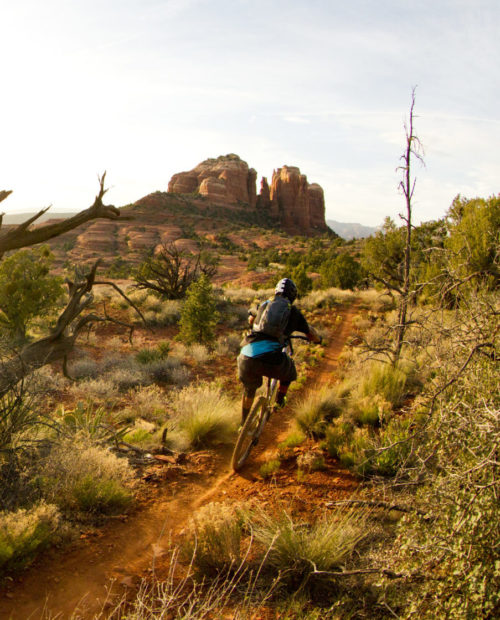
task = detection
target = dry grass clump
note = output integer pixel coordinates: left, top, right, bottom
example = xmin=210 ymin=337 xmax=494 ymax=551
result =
xmin=182 ymin=502 xmax=244 ymax=575
xmin=356 ymin=361 xmax=408 ymax=408
xmin=294 ymin=385 xmax=343 ymax=438
xmin=249 ymin=506 xmax=368 ymax=587
xmin=0 ymin=502 xmax=60 ymax=570
xmin=168 ymin=382 xmax=238 ymax=449
xmin=68 ymin=377 xmax=120 ymax=403
xmin=38 ymin=439 xmax=134 ymax=516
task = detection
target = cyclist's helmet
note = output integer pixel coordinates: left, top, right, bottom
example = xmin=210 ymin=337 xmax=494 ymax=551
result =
xmin=275 ymin=278 xmax=298 ymax=303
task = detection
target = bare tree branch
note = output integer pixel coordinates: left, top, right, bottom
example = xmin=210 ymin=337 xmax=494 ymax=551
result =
xmin=0 ymin=173 xmax=131 ymax=256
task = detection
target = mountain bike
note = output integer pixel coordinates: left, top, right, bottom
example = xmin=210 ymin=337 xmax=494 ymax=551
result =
xmin=231 ymin=335 xmax=308 ymax=472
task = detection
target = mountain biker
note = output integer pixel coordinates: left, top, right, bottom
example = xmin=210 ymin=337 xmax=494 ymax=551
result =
xmin=237 ymin=277 xmax=322 ymax=424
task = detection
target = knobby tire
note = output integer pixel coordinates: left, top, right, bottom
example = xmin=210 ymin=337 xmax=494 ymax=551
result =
xmin=231 ymin=396 xmax=268 ymax=472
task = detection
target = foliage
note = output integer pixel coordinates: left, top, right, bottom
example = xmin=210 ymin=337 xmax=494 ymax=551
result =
xmin=133 ymin=243 xmax=219 ymax=300
xmin=0 ymin=246 xmax=64 ymax=340
xmin=0 ymin=502 xmax=60 ymax=570
xmin=37 ymin=439 xmax=133 ymax=516
xmin=444 ymin=194 xmax=500 ymax=290
xmin=388 ymin=295 xmax=500 ymax=618
xmin=319 ymin=252 xmax=363 ymax=290
xmin=178 ymin=274 xmax=220 ymax=345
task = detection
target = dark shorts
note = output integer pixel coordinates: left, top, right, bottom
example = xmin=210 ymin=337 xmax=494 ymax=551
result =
xmin=237 ymin=352 xmax=297 ymax=397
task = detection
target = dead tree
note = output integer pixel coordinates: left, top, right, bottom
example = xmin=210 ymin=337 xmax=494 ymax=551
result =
xmin=133 ymin=242 xmax=218 ymax=299
xmin=394 ymin=87 xmax=424 ymax=363
xmin=0 ymin=174 xmax=132 ymax=396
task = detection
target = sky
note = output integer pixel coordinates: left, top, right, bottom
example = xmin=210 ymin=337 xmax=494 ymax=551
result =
xmin=1 ymin=0 xmax=499 ymax=227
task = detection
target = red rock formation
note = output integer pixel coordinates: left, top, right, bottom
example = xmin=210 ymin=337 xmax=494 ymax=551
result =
xmin=167 ymin=154 xmax=256 ymax=206
xmin=269 ymin=166 xmax=326 ymax=234
xmin=168 ymin=156 xmax=327 ymax=234
xmin=256 ymin=177 xmax=271 ymax=210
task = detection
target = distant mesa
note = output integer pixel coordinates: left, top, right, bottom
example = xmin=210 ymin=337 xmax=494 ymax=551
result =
xmin=167 ymin=154 xmax=328 ymax=235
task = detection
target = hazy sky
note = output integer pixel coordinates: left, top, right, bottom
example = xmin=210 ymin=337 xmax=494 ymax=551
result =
xmin=1 ymin=0 xmax=499 ymax=226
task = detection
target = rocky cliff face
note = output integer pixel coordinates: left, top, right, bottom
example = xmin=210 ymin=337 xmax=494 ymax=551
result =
xmin=168 ymin=154 xmax=257 ymax=207
xmin=168 ymin=155 xmax=327 ymax=235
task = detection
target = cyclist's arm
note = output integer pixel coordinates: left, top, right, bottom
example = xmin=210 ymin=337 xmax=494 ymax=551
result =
xmin=306 ymin=324 xmax=322 ymax=344
xmin=288 ymin=307 xmax=322 ymax=344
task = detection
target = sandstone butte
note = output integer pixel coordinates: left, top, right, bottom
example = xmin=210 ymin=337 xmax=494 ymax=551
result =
xmin=168 ymin=154 xmax=328 ymax=235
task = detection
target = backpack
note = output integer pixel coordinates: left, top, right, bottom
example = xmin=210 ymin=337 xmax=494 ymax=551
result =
xmin=252 ymin=296 xmax=291 ymax=343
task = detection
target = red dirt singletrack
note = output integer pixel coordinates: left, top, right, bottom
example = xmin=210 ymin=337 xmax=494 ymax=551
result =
xmin=0 ymin=301 xmax=360 ymax=620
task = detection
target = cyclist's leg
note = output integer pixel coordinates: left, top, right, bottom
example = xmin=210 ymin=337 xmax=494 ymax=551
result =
xmin=275 ymin=355 xmax=298 ymax=409
xmin=237 ymin=354 xmax=263 ymax=424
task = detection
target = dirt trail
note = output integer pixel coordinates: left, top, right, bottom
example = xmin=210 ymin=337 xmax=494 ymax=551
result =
xmin=0 ymin=302 xmax=360 ymax=620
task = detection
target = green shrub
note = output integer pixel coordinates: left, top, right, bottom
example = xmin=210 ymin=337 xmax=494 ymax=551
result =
xmin=178 ymin=274 xmax=220 ymax=345
xmin=323 ymin=421 xmax=355 ymax=458
xmin=0 ymin=502 xmax=60 ymax=570
xmin=259 ymin=459 xmax=281 ymax=479
xmin=135 ymin=342 xmax=170 ymax=365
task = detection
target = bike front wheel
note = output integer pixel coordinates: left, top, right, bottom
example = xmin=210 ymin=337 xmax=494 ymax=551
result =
xmin=231 ymin=396 xmax=268 ymax=472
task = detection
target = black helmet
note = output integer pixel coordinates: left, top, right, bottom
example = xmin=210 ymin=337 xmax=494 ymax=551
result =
xmin=275 ymin=278 xmax=298 ymax=302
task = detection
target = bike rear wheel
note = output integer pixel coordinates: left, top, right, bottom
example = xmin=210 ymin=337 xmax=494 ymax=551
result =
xmin=231 ymin=396 xmax=268 ymax=472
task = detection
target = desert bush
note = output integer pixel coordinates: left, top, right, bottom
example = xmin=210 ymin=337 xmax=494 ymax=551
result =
xmin=67 ymin=357 xmax=99 ymax=379
xmin=122 ymin=420 xmax=157 ymax=449
xmin=37 ymin=439 xmax=133 ymax=516
xmin=121 ymin=385 xmax=167 ymax=423
xmin=0 ymin=502 xmax=60 ymax=570
xmin=357 ymin=289 xmax=395 ymax=312
xmin=294 ymin=386 xmax=343 ymax=438
xmin=169 ymin=382 xmax=238 ymax=449
xmin=182 ymin=502 xmax=244 ymax=576
xmin=277 ymin=430 xmax=306 ymax=458
xmin=68 ymin=377 xmax=120 ymax=403
xmin=250 ymin=507 xmax=367 ymax=588
xmin=215 ymin=333 xmax=242 ymax=356
xmin=189 ymin=343 xmax=211 ymax=364
xmin=106 ymin=366 xmax=149 ymax=391
xmin=391 ymin=335 xmax=500 ymax=617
